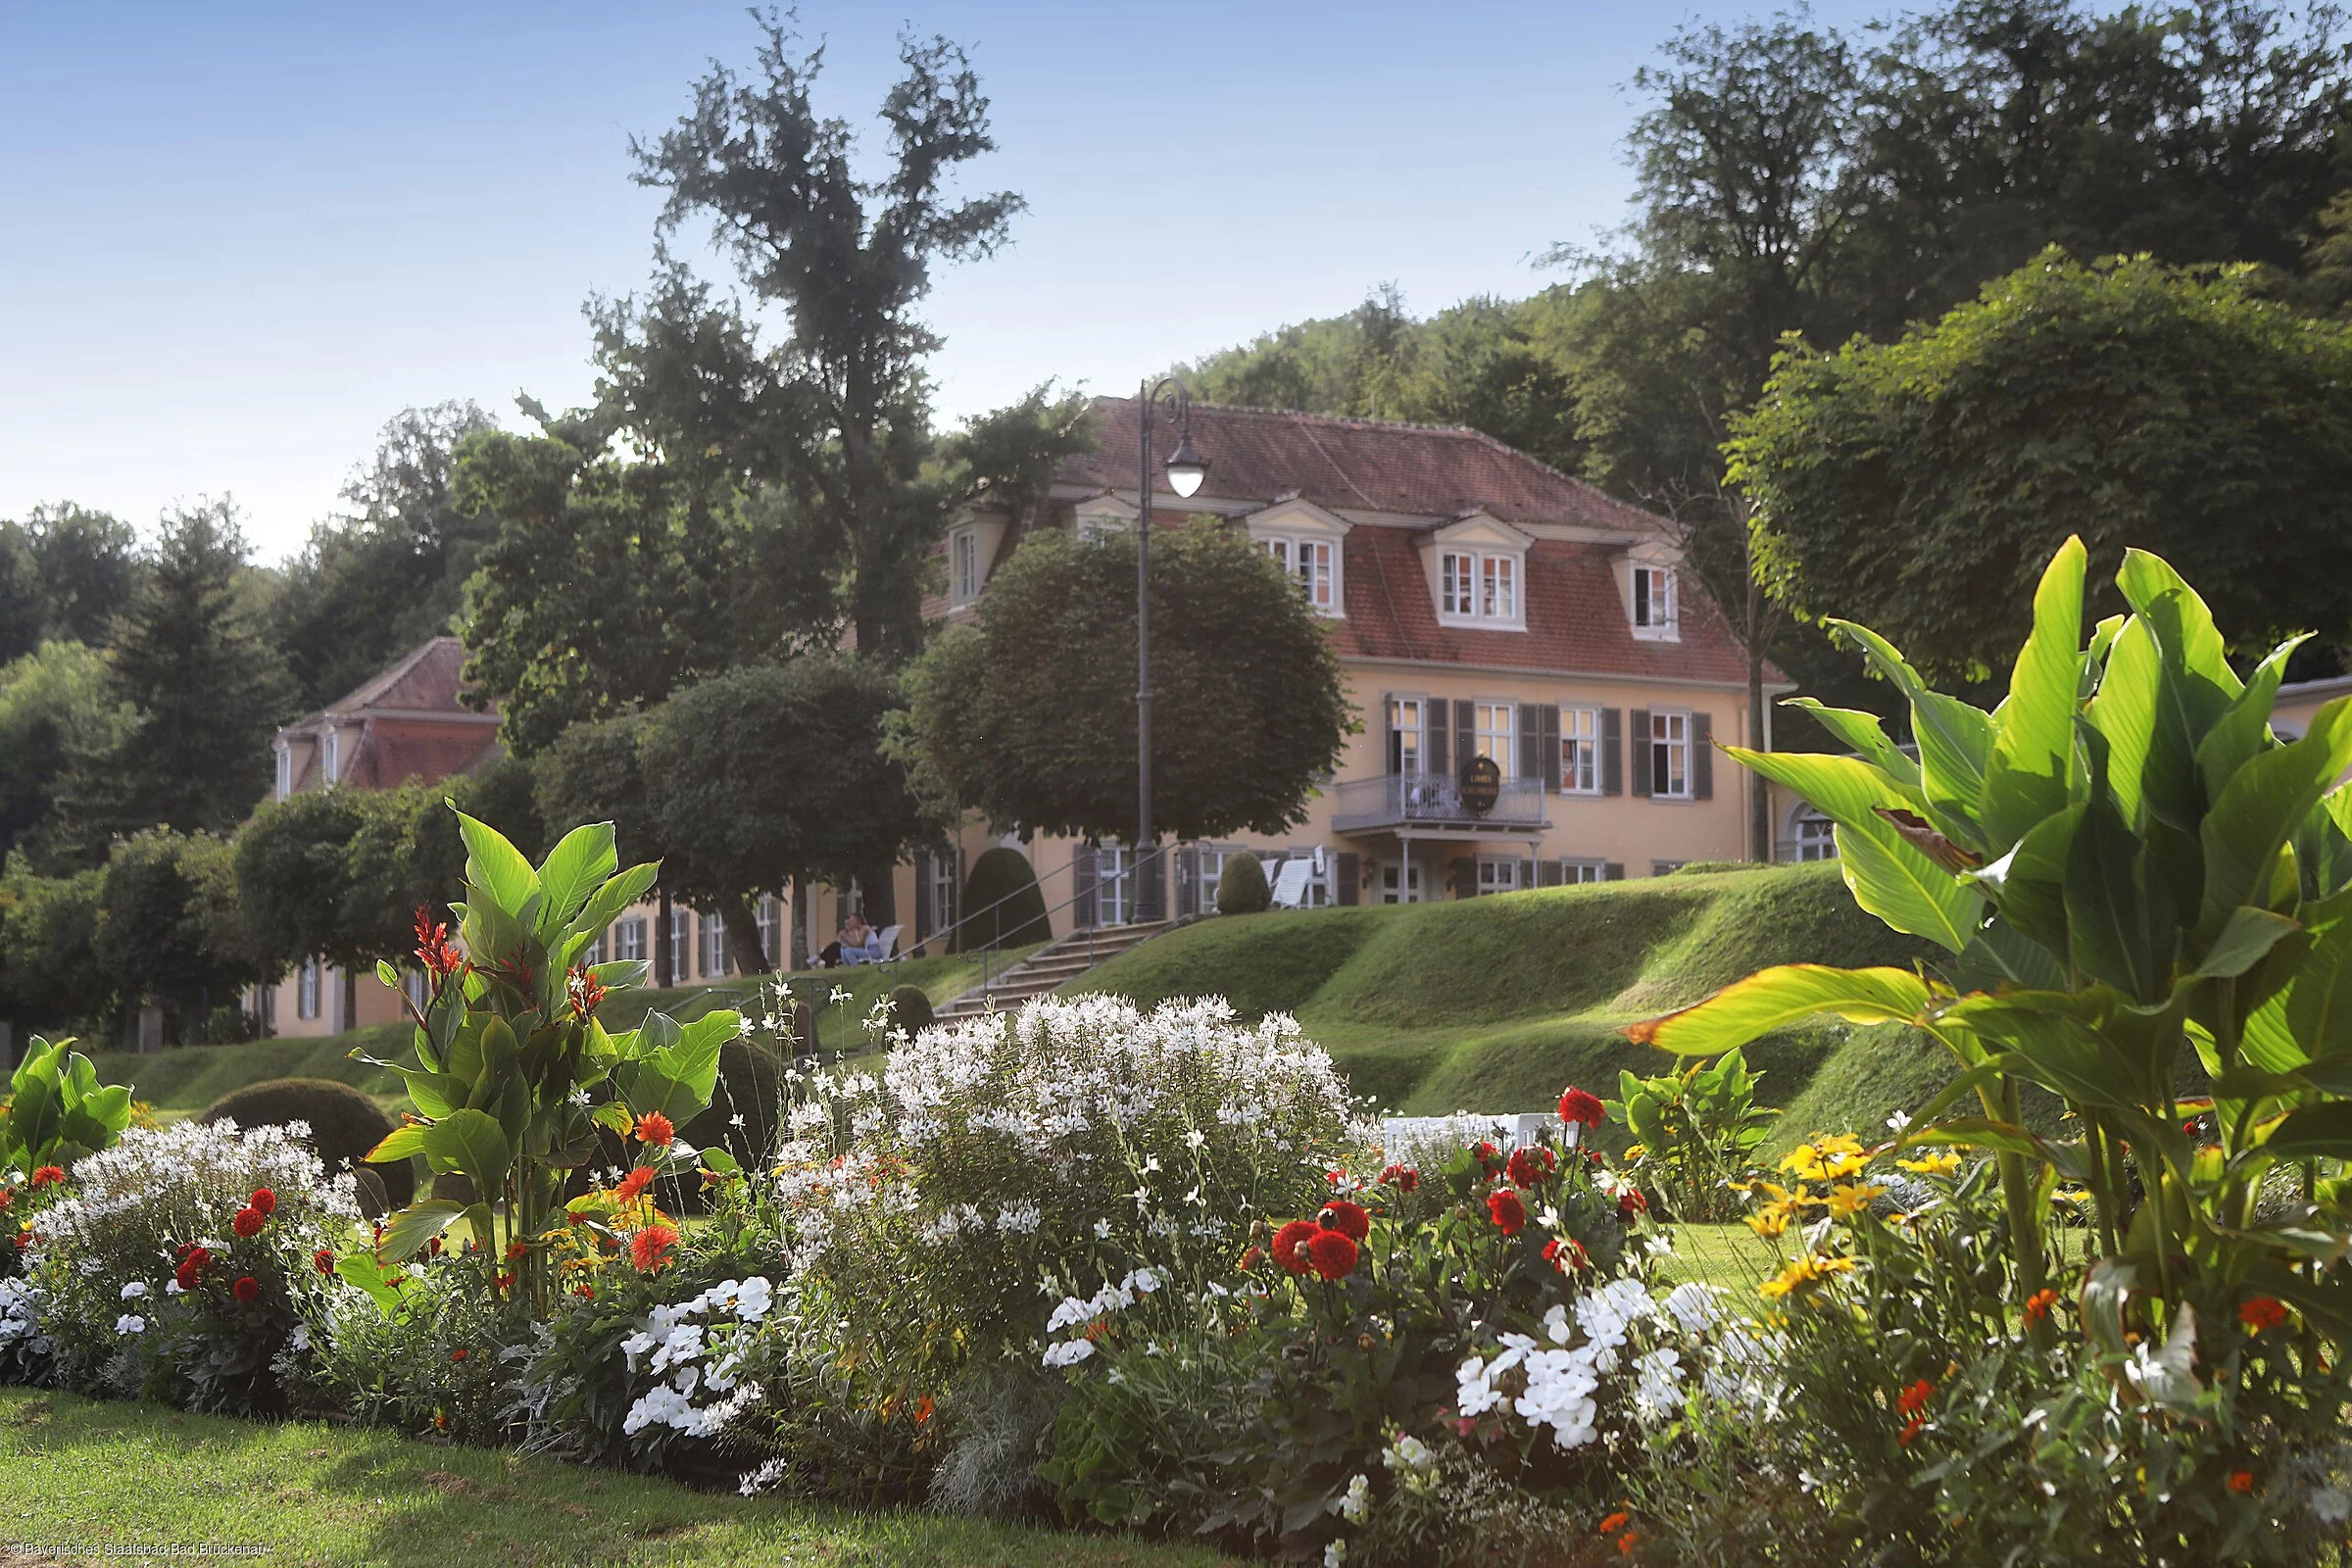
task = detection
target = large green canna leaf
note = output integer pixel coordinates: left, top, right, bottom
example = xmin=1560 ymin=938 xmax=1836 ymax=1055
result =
xmin=2117 ymin=551 xmax=2242 ymax=704
xmin=1624 ymin=964 xmax=1932 ymax=1055
xmin=2196 ymin=635 xmax=2307 ymax=808
xmin=1779 ymin=698 xmax=1923 ymax=792
xmin=564 ymin=861 xmax=659 ymax=949
xmin=1944 ymin=996 xmax=2153 ymax=1113
xmin=1824 ymin=618 xmax=1997 ymax=852
xmin=1729 ymin=749 xmax=1984 ymax=952
xmin=416 ymin=1107 xmax=514 ymax=1192
xmin=2243 ymin=886 xmax=2352 ymax=1071
xmin=1982 ymin=535 xmax=2085 ymax=850
xmin=363 ymin=1121 xmax=433 ymax=1165
xmin=2199 ymin=696 xmax=2352 ymax=942
xmin=376 ymin=1200 xmax=467 ymax=1264
xmin=2259 ymin=1101 xmax=2352 ymax=1161
xmin=532 ymin=822 xmax=618 ymax=944
xmin=2064 ymin=790 xmax=2177 ymax=1004
xmin=2086 ymin=614 xmax=2160 ymax=829
xmin=654 ymin=1011 xmax=738 ymax=1105
xmin=456 ymin=808 xmax=539 ymax=918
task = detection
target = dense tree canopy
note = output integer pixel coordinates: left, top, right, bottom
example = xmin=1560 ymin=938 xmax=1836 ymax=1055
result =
xmin=0 ymin=504 xmax=140 ymax=662
xmin=1730 ymin=251 xmax=2352 ymax=683
xmin=0 ymin=641 xmax=133 ymax=866
xmin=897 ymin=521 xmax=1351 ymax=844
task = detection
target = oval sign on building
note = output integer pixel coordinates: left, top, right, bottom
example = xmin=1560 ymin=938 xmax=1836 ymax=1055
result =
xmin=1459 ymin=754 xmax=1501 ymax=816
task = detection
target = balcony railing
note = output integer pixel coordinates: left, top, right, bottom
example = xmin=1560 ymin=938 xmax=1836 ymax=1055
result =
xmin=1328 ymin=772 xmax=1548 ymax=834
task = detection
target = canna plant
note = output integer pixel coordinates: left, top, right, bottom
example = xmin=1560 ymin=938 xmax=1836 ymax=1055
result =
xmin=0 ymin=1035 xmax=133 ymax=1178
xmin=358 ymin=809 xmax=739 ymax=1316
xmin=1630 ymin=537 xmax=2352 ymax=1350
xmin=1603 ymin=1047 xmax=1777 ymax=1222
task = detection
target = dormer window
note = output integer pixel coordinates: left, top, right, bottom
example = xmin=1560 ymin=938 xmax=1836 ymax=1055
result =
xmin=1440 ymin=550 xmax=1519 ymax=623
xmin=1264 ymin=536 xmax=1339 ymax=614
xmin=951 ymin=526 xmax=980 ymax=606
xmin=1075 ymin=509 xmax=1132 ymax=543
xmin=321 ymin=729 xmax=339 ymax=784
xmin=274 ymin=745 xmax=292 ymax=801
xmin=1632 ymin=564 xmax=1678 ymax=639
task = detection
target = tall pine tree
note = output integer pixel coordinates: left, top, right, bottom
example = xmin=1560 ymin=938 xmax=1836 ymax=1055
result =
xmin=48 ymin=502 xmax=290 ymax=863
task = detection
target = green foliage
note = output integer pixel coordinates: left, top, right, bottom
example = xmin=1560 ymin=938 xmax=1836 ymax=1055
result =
xmin=898 ymin=521 xmax=1351 ymax=842
xmin=1213 ymin=853 xmax=1270 ymax=916
xmin=0 ymin=504 xmax=139 ymax=662
xmin=358 ymin=811 xmax=729 ymax=1320
xmin=0 ymin=1034 xmax=132 ymax=1177
xmin=1605 ymin=1049 xmax=1777 ymax=1222
xmin=1648 ymin=536 xmax=2352 ymax=1341
xmin=46 ymin=502 xmax=291 ymax=863
xmin=953 ymin=847 xmax=1050 ymax=953
xmin=888 ymin=983 xmax=935 ymax=1036
xmin=94 ymin=828 xmax=257 ymax=1040
xmin=0 ymin=854 xmax=105 ymax=1035
xmin=1732 ymin=253 xmax=2352 ymax=682
xmin=0 ymin=640 xmax=133 ymax=864
xmin=199 ymin=1077 xmax=412 ymax=1212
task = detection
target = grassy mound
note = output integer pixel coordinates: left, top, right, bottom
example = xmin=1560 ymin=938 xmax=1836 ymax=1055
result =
xmin=1068 ymin=863 xmax=1940 ymax=1125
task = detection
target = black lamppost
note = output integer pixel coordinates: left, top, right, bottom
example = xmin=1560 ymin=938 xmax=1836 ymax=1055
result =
xmin=1135 ymin=376 xmax=1207 ymax=922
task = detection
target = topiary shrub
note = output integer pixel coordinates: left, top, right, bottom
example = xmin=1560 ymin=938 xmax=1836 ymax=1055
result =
xmin=198 ymin=1077 xmax=414 ymax=1213
xmin=954 ymin=847 xmax=1051 ymax=952
xmin=890 ymin=983 xmax=937 ymax=1037
xmin=1216 ymin=852 xmax=1271 ymax=914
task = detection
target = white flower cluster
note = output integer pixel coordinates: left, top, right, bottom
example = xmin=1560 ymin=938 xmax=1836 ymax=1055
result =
xmin=0 ymin=1277 xmax=48 ymax=1359
xmin=1456 ymin=1279 xmax=1747 ymax=1450
xmin=30 ymin=1118 xmax=359 ymax=1254
xmin=1040 ymin=1267 xmax=1163 ymax=1367
xmin=617 ymin=1277 xmax=774 ymax=1439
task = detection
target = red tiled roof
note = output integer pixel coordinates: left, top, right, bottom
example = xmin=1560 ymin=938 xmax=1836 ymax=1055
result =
xmin=323 ymin=636 xmax=490 ymax=718
xmin=1064 ymin=397 xmax=1672 ymax=534
xmin=340 ymin=720 xmax=503 ymax=792
xmin=1338 ymin=530 xmax=1758 ymax=682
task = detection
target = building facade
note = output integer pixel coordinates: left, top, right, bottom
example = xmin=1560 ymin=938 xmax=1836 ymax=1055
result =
xmin=910 ymin=398 xmax=1791 ymax=941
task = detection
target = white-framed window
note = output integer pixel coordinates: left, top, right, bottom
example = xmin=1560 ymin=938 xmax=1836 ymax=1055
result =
xmin=1474 ymin=702 xmax=1514 ymax=775
xmin=321 ymin=729 xmax=339 ymax=784
xmin=1264 ymin=536 xmax=1338 ymax=614
xmin=700 ymin=912 xmax=728 ymax=978
xmin=1647 ymin=710 xmax=1692 ymax=799
xmin=1076 ymin=510 xmax=1130 ymax=543
xmin=952 ymin=526 xmax=980 ymax=605
xmin=667 ymin=909 xmax=689 ymax=980
xmin=1476 ymin=857 xmax=1522 ymax=897
xmin=1387 ymin=696 xmax=1424 ymax=776
xmin=1632 ymin=564 xmax=1678 ymax=638
xmin=1440 ymin=550 xmax=1523 ymax=625
xmin=297 ymin=958 xmax=320 ymax=1020
xmin=1559 ymin=859 xmax=1605 ymax=885
xmin=582 ymin=929 xmax=608 ymax=966
xmin=756 ymin=896 xmax=780 ymax=964
xmin=1097 ymin=845 xmax=1134 ymax=926
xmin=1793 ymin=809 xmax=1838 ymax=862
xmin=925 ymin=857 xmax=956 ymax=938
xmin=274 ymin=745 xmax=292 ymax=800
xmin=1559 ymin=706 xmax=1600 ymax=794
xmin=1378 ymin=859 xmax=1425 ymax=905
xmin=614 ymin=916 xmax=647 ymax=962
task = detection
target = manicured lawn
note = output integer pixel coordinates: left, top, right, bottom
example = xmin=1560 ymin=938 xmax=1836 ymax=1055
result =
xmin=0 ymin=1388 xmax=1230 ymax=1568
xmin=1066 ymin=863 xmax=1944 ymax=1133
xmin=1658 ymin=1221 xmax=1783 ymax=1296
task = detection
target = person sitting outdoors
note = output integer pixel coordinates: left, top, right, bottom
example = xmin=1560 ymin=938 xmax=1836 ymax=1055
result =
xmin=818 ymin=911 xmax=889 ymax=968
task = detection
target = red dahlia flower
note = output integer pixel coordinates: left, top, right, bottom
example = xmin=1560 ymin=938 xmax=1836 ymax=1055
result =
xmin=0 ymin=1188 xmax=13 ymax=1211
xmin=1378 ymin=1163 xmax=1419 ymax=1191
xmin=614 ymin=1166 xmax=659 ymax=1204
xmin=1896 ymin=1378 xmax=1935 ymax=1418
xmin=1305 ymin=1229 xmax=1360 ymax=1280
xmin=1506 ymin=1147 xmax=1556 ymax=1189
xmin=1558 ymin=1087 xmax=1605 ymax=1128
xmin=28 ymin=1166 xmax=65 ymax=1189
xmin=313 ymin=1249 xmax=336 ymax=1276
xmin=1470 ymin=1141 xmax=1502 ymax=1174
xmin=1544 ymin=1236 xmax=1590 ymax=1273
xmin=635 ymin=1111 xmax=676 ymax=1149
xmin=1488 ymin=1189 xmax=1528 ymax=1236
xmin=2023 ymin=1288 xmax=2059 ymax=1323
xmin=1317 ymin=1199 xmax=1371 ymax=1241
xmin=247 ymin=1188 xmax=276 ymax=1217
xmin=231 ymin=1206 xmax=266 ymax=1238
xmin=232 ymin=1276 xmax=260 ymax=1303
xmin=630 ymin=1224 xmax=679 ymax=1273
xmin=1270 ymin=1219 xmax=1320 ymax=1275
xmin=2229 ymin=1470 xmax=2255 ymax=1495
xmin=2240 ymin=1296 xmax=2289 ymax=1333
xmin=1618 ymin=1188 xmax=1648 ymax=1219
xmin=451 ymin=1348 xmax=469 ymax=1362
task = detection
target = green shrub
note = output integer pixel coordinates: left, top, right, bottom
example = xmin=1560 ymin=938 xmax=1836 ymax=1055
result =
xmin=200 ymin=1077 xmax=413 ymax=1212
xmin=953 ymin=847 xmax=1050 ymax=951
xmin=663 ymin=1037 xmax=785 ymax=1213
xmin=889 ymin=983 xmax=936 ymax=1036
xmin=1214 ymin=852 xmax=1270 ymax=915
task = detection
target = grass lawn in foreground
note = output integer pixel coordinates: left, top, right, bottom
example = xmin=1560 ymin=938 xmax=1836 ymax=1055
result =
xmin=0 ymin=1388 xmax=1230 ymax=1568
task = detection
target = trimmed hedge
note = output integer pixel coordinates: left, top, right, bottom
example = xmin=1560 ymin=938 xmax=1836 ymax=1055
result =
xmin=954 ymin=847 xmax=1051 ymax=952
xmin=199 ymin=1077 xmax=414 ymax=1213
xmin=889 ymin=983 xmax=937 ymax=1036
xmin=1216 ymin=853 xmax=1271 ymax=914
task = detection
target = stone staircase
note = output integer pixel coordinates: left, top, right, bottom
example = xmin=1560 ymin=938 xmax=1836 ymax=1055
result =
xmin=933 ymin=920 xmax=1174 ymax=1021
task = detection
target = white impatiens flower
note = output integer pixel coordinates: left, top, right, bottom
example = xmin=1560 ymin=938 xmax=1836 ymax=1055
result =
xmin=1042 ymin=1338 xmax=1096 ymax=1368
xmin=1662 ymin=1281 xmax=1725 ymax=1333
xmin=115 ymin=1314 xmax=146 ymax=1335
xmin=119 ymin=1281 xmax=148 ymax=1300
xmin=1633 ymin=1347 xmax=1685 ymax=1422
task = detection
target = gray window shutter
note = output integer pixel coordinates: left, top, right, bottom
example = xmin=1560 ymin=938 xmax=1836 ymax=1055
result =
xmin=1629 ymin=709 xmax=1652 ymax=798
xmin=1428 ymin=700 xmax=1449 ymax=777
xmin=1450 ymin=856 xmax=1478 ymax=900
xmin=1539 ymin=859 xmax=1563 ymax=888
xmin=1604 ymin=861 xmax=1626 ymax=881
xmin=1539 ymin=706 xmax=1561 ymax=792
xmin=1381 ymin=692 xmax=1397 ymax=774
xmin=1335 ymin=851 xmax=1360 ymax=906
xmin=1454 ymin=701 xmax=1474 ymax=777
xmin=1692 ymin=711 xmax=1714 ymax=800
xmin=913 ymin=848 xmax=935 ymax=938
xmin=835 ymin=887 xmax=850 ymax=927
xmin=1601 ymin=708 xmax=1623 ymax=796
xmin=1073 ymin=845 xmax=1098 ymax=928
xmin=1518 ymin=704 xmax=1541 ymax=783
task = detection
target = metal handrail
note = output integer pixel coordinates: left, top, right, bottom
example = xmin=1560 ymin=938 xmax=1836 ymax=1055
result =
xmin=943 ymin=841 xmax=1178 ymax=1004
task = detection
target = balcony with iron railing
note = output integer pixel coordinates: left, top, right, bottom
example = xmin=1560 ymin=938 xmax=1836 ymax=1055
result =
xmin=1328 ymin=771 xmax=1549 ymax=836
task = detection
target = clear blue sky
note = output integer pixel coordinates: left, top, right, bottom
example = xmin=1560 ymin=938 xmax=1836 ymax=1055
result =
xmin=0 ymin=1 xmax=1885 ymax=560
